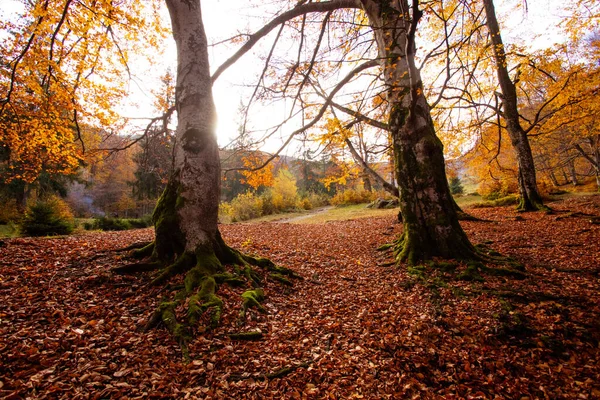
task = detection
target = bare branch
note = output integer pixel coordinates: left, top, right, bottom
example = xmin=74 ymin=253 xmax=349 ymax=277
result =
xmin=211 ymin=0 xmax=362 ymax=83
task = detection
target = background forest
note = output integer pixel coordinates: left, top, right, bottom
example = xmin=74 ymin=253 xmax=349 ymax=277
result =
xmin=1 ymin=0 xmax=598 ymax=238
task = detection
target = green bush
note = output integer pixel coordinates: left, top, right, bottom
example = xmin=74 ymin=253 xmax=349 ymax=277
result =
xmin=88 ymin=215 xmax=152 ymax=231
xmin=449 ymin=176 xmax=464 ymax=195
xmin=21 ymin=197 xmax=75 ymax=236
xmin=471 ymin=194 xmax=520 ymax=208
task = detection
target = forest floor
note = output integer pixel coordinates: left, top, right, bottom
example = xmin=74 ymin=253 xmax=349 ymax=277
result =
xmin=1 ymin=195 xmax=599 ymax=399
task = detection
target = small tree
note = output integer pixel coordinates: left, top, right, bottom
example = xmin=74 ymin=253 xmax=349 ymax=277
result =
xmin=270 ymin=168 xmax=299 ymax=211
xmin=449 ymin=176 xmax=464 ymax=195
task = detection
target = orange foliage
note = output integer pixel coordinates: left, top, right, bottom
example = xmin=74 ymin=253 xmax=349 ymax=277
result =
xmin=0 ymin=0 xmax=167 ymax=183
xmin=240 ymin=153 xmax=274 ymax=190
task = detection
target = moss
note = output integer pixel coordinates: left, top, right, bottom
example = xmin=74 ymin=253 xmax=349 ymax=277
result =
xmin=407 ymin=264 xmax=426 ymax=279
xmin=153 ymin=175 xmax=186 ymax=262
xmin=428 ymin=260 xmax=458 ymax=272
xmin=458 ymin=262 xmax=485 ymax=282
xmin=240 ymin=288 xmax=266 ymax=321
xmin=151 ymin=251 xmax=195 ymax=286
xmin=187 ymin=277 xmax=223 ymax=328
xmin=377 ymin=243 xmax=393 ymax=251
xmin=213 ymin=273 xmax=245 ymax=286
xmin=130 ymin=242 xmax=155 ymax=259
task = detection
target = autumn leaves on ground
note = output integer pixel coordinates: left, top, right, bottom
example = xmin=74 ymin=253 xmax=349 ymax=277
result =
xmin=1 ymin=195 xmax=599 ymax=399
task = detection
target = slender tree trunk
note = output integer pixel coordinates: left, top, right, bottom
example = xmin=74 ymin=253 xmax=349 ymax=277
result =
xmin=483 ymin=0 xmax=546 ymax=211
xmin=360 ymin=0 xmax=477 ymax=264
xmin=548 ymin=170 xmax=560 ymax=187
xmin=568 ymin=159 xmax=578 ymax=186
xmin=561 ymin=167 xmax=570 ymax=186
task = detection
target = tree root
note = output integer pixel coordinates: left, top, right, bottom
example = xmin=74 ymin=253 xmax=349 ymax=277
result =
xmin=112 ymin=261 xmax=163 ymax=275
xmin=116 ymin=234 xmax=300 ymax=360
xmin=113 ymin=241 xmax=153 ymax=253
xmin=239 ymin=288 xmax=266 ymax=323
xmin=517 ymin=197 xmax=551 ymax=212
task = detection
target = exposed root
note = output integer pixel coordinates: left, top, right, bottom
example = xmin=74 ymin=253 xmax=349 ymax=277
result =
xmin=188 ymin=276 xmax=223 ymax=328
xmin=456 ymin=210 xmax=481 ymax=221
xmin=130 ymin=242 xmax=155 ymax=259
xmin=517 ymin=196 xmax=551 ymax=212
xmin=112 ymin=261 xmax=162 ymax=275
xmin=270 ymin=273 xmax=293 ymax=286
xmin=239 ymin=288 xmax=266 ymax=323
xmin=151 ymin=252 xmax=195 ymax=286
xmin=114 ymin=241 xmax=153 ymax=253
xmin=121 ymin=235 xmax=299 ymax=359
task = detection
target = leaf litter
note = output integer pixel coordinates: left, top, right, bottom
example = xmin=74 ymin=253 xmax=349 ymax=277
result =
xmin=0 ymin=195 xmax=598 ymax=399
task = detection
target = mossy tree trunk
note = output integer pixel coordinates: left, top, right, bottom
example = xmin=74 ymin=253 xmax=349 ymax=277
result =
xmin=124 ymin=0 xmax=289 ymax=354
xmin=157 ymin=0 xmax=223 ymax=270
xmin=483 ymin=0 xmax=546 ymax=211
xmin=360 ymin=0 xmax=478 ymax=264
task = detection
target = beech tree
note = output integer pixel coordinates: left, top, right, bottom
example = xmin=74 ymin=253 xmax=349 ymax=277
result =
xmin=482 ymin=0 xmax=546 ymax=210
xmin=357 ymin=0 xmax=478 ymax=263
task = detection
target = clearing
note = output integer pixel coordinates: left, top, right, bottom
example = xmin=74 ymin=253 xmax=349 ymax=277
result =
xmin=0 ymin=195 xmax=599 ymax=398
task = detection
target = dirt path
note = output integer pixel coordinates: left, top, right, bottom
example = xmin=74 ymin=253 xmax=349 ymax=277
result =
xmin=274 ymin=206 xmax=334 ymax=223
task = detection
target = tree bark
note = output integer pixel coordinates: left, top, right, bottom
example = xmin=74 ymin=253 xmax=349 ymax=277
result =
xmin=483 ymin=0 xmax=546 ymax=211
xmin=157 ymin=0 xmax=222 ymax=266
xmin=125 ymin=1 xmax=286 ymax=352
xmin=574 ymin=136 xmax=600 ymax=191
xmin=360 ymin=0 xmax=477 ymax=264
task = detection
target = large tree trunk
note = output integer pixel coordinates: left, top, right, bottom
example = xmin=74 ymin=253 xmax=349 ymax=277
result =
xmin=483 ymin=0 xmax=546 ymax=211
xmin=117 ymin=0 xmax=289 ymax=356
xmin=154 ymin=0 xmax=223 ymax=271
xmin=360 ymin=0 xmax=477 ymax=264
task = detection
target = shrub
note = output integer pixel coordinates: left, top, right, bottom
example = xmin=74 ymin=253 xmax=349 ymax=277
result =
xmin=219 ymin=202 xmax=234 ymax=224
xmin=259 ymin=190 xmax=276 ymax=216
xmin=228 ymin=192 xmax=264 ymax=222
xmin=302 ymin=192 xmax=330 ymax=209
xmin=298 ymin=197 xmax=313 ymax=210
xmin=471 ymin=194 xmax=520 ymax=208
xmin=88 ymin=215 xmax=153 ymax=231
xmin=330 ymin=188 xmax=379 ymax=206
xmin=21 ymin=197 xmax=75 ymax=236
xmin=449 ymin=176 xmax=464 ymax=195
xmin=0 ymin=197 xmax=20 ymax=224
xmin=479 ymin=179 xmax=517 ymax=200
xmin=270 ymin=169 xmax=299 ymax=211
xmin=92 ymin=216 xmax=131 ymax=231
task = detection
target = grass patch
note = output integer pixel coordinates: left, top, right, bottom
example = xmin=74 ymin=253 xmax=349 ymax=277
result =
xmin=454 ymin=194 xmax=483 ymax=208
xmin=0 ymin=224 xmax=19 ymax=238
xmin=293 ymin=204 xmax=398 ymax=224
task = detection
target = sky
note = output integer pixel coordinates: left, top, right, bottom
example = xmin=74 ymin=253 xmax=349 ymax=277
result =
xmin=0 ymin=0 xmax=575 ymax=155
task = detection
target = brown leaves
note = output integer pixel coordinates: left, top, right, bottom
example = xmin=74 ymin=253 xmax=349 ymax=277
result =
xmin=1 ymin=195 xmax=599 ymax=398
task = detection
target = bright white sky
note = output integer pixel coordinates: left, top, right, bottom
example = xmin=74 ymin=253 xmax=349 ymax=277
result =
xmin=0 ymin=0 xmax=573 ymax=154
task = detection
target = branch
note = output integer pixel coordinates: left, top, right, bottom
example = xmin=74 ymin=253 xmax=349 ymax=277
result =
xmin=228 ymin=59 xmax=379 ymax=172
xmin=345 ymin=136 xmax=398 ymax=197
xmin=211 ymin=0 xmax=362 ymax=83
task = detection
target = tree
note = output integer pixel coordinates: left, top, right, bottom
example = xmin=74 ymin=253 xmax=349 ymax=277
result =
xmin=482 ymin=0 xmax=546 ymax=211
xmin=116 ymin=0 xmax=293 ymax=354
xmin=358 ymin=0 xmax=478 ymax=263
